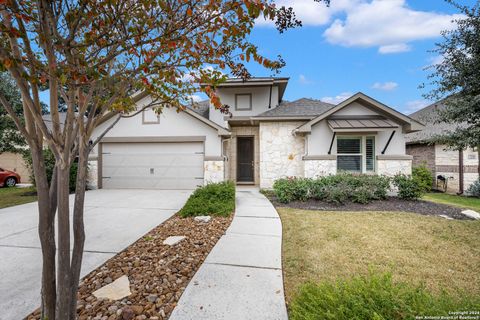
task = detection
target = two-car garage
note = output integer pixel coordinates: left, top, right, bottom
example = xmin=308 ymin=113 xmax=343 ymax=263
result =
xmin=100 ymin=141 xmax=205 ymax=189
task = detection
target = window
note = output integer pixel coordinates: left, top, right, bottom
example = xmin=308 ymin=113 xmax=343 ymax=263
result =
xmin=337 ymin=137 xmax=362 ymax=172
xmin=337 ymin=136 xmax=375 ymax=173
xmin=366 ymin=136 xmax=375 ymax=171
xmin=235 ymin=93 xmax=252 ymax=110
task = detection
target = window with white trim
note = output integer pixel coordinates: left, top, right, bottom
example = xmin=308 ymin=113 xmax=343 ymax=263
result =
xmin=337 ymin=136 xmax=375 ymax=173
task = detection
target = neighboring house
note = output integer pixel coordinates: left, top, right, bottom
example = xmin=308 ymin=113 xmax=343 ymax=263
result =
xmin=405 ymin=102 xmax=479 ymax=194
xmin=0 ymin=152 xmax=30 ymax=183
xmin=88 ymin=77 xmax=423 ymax=190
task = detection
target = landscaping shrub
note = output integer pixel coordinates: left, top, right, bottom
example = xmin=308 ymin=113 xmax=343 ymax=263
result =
xmin=272 ymin=173 xmax=390 ymax=204
xmin=23 ymin=147 xmax=80 ymax=192
xmin=412 ymin=164 xmax=433 ymax=192
xmin=179 ymin=181 xmax=235 ymax=217
xmin=393 ymin=174 xmax=424 ymax=200
xmin=289 ymin=272 xmax=480 ymax=320
xmin=466 ymin=177 xmax=480 ymax=197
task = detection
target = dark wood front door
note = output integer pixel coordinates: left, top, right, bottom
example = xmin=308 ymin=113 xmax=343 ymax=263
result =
xmin=237 ymin=137 xmax=254 ymax=183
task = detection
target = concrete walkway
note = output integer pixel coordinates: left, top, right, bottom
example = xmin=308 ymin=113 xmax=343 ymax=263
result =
xmin=170 ymin=187 xmax=288 ymax=320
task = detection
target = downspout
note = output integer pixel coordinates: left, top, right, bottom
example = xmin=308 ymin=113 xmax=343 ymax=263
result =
xmin=268 ymin=85 xmax=273 ymax=109
xmin=221 ymin=137 xmax=232 ymax=181
xmin=458 ymin=149 xmax=464 ymax=195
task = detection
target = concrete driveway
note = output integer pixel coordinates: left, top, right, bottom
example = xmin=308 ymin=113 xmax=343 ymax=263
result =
xmin=0 ymin=189 xmax=191 ymax=320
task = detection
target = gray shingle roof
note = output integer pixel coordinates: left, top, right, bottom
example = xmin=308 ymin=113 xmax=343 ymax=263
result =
xmin=255 ymin=98 xmax=335 ymax=117
xmin=405 ymin=101 xmax=462 ymax=143
xmin=187 ymin=100 xmax=210 ymax=119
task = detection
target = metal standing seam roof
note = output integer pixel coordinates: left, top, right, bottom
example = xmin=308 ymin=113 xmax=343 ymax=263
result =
xmin=328 ymin=118 xmax=398 ymax=129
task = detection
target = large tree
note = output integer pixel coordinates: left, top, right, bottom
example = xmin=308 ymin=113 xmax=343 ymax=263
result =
xmin=424 ymin=0 xmax=480 ymax=150
xmin=0 ymin=0 xmax=327 ymax=319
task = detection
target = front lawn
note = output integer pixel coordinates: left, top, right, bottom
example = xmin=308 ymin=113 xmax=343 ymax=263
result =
xmin=0 ymin=187 xmax=37 ymax=209
xmin=423 ymin=192 xmax=480 ymax=212
xmin=279 ymin=208 xmax=480 ymax=317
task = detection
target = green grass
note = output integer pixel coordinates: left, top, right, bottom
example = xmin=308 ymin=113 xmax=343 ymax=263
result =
xmin=290 ymin=272 xmax=480 ymax=320
xmin=423 ymin=192 xmax=480 ymax=211
xmin=278 ymin=208 xmax=480 ymax=318
xmin=0 ymin=186 xmax=37 ymax=209
xmin=179 ymin=181 xmax=235 ymax=217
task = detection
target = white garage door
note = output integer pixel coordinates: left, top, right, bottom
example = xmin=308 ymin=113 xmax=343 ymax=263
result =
xmin=102 ymin=142 xmax=204 ymax=189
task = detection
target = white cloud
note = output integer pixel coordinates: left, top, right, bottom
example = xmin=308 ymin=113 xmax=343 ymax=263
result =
xmin=256 ymin=0 xmax=463 ymax=54
xmin=404 ymin=99 xmax=430 ymax=114
xmin=299 ymin=74 xmax=313 ymax=84
xmin=378 ymin=44 xmax=411 ymax=54
xmin=321 ymin=92 xmax=353 ymax=104
xmin=256 ymin=0 xmax=358 ymax=26
xmin=323 ymin=0 xmax=463 ymax=53
xmin=372 ymin=81 xmax=398 ymax=91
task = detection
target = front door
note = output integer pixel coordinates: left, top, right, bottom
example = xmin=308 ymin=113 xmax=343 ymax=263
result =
xmin=237 ymin=137 xmax=254 ymax=183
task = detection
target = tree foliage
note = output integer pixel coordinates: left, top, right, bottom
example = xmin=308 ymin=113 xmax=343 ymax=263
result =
xmin=0 ymin=71 xmax=25 ymax=152
xmin=0 ymin=1 xmax=329 ymax=319
xmin=424 ymin=1 xmax=480 ymax=150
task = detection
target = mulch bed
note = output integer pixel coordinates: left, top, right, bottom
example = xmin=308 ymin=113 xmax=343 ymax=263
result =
xmin=268 ymin=196 xmax=472 ymax=220
xmin=28 ymin=214 xmax=232 ymax=320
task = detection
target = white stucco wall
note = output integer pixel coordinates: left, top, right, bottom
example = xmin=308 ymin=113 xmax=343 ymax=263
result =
xmin=209 ymin=86 xmax=280 ymax=126
xmin=90 ymin=96 xmax=223 ymax=158
xmin=307 ymin=101 xmax=406 ymax=157
xmin=259 ymin=122 xmax=304 ymax=189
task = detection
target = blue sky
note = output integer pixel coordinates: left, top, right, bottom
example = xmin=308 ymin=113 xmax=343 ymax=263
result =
xmin=239 ymin=0 xmax=474 ymax=114
xmin=39 ymin=0 xmax=473 ymax=115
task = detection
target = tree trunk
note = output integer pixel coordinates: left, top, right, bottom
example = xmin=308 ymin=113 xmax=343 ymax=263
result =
xmin=31 ymin=144 xmax=57 ymax=320
xmin=56 ymin=163 xmax=72 ymax=319
xmin=69 ymin=144 xmax=89 ymax=319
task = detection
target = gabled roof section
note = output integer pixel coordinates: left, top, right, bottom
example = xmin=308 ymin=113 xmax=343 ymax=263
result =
xmin=253 ymin=98 xmax=335 ymax=119
xmin=201 ymin=77 xmax=289 ymax=101
xmin=295 ymin=92 xmax=424 ymax=134
xmin=405 ymin=101 xmax=463 ymax=144
xmin=187 ymin=100 xmax=210 ymax=119
xmin=182 ymin=106 xmax=230 ymax=136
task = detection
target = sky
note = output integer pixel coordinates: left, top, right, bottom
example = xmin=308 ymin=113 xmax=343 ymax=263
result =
xmin=236 ymin=0 xmax=475 ymax=114
xmin=38 ymin=0 xmax=474 ymax=115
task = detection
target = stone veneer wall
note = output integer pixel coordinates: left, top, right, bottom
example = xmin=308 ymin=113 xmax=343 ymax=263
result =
xmin=304 ymin=160 xmax=336 ymax=178
xmin=259 ymin=122 xmax=305 ymax=189
xmin=87 ymin=159 xmax=98 ymax=189
xmin=204 ymin=160 xmax=225 ymax=184
xmin=435 ymin=144 xmax=479 ymax=193
xmin=376 ymin=159 xmax=412 ymax=177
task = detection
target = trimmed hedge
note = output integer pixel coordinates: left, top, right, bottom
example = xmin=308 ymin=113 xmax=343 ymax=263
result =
xmin=273 ymin=173 xmax=391 ymax=204
xmin=393 ymin=174 xmax=424 ymax=200
xmin=289 ymin=272 xmax=480 ymax=320
xmin=179 ymin=181 xmax=235 ymax=217
xmin=412 ymin=164 xmax=433 ymax=192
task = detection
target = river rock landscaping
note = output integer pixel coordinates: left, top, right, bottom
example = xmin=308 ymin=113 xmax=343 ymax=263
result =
xmin=27 ymin=214 xmax=232 ymax=320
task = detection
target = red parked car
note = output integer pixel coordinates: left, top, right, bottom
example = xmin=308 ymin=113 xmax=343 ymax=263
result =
xmin=0 ymin=167 xmax=21 ymax=187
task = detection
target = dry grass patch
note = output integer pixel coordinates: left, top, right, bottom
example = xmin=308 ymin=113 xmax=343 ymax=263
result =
xmin=278 ymin=208 xmax=480 ymax=303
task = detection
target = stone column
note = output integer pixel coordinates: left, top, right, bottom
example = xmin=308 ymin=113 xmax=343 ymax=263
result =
xmin=204 ymin=160 xmax=225 ymax=184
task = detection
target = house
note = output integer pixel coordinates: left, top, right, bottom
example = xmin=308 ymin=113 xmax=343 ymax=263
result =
xmin=88 ymin=77 xmax=423 ymax=190
xmin=405 ymin=102 xmax=479 ymax=194
xmin=0 ymin=152 xmax=30 ymax=183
